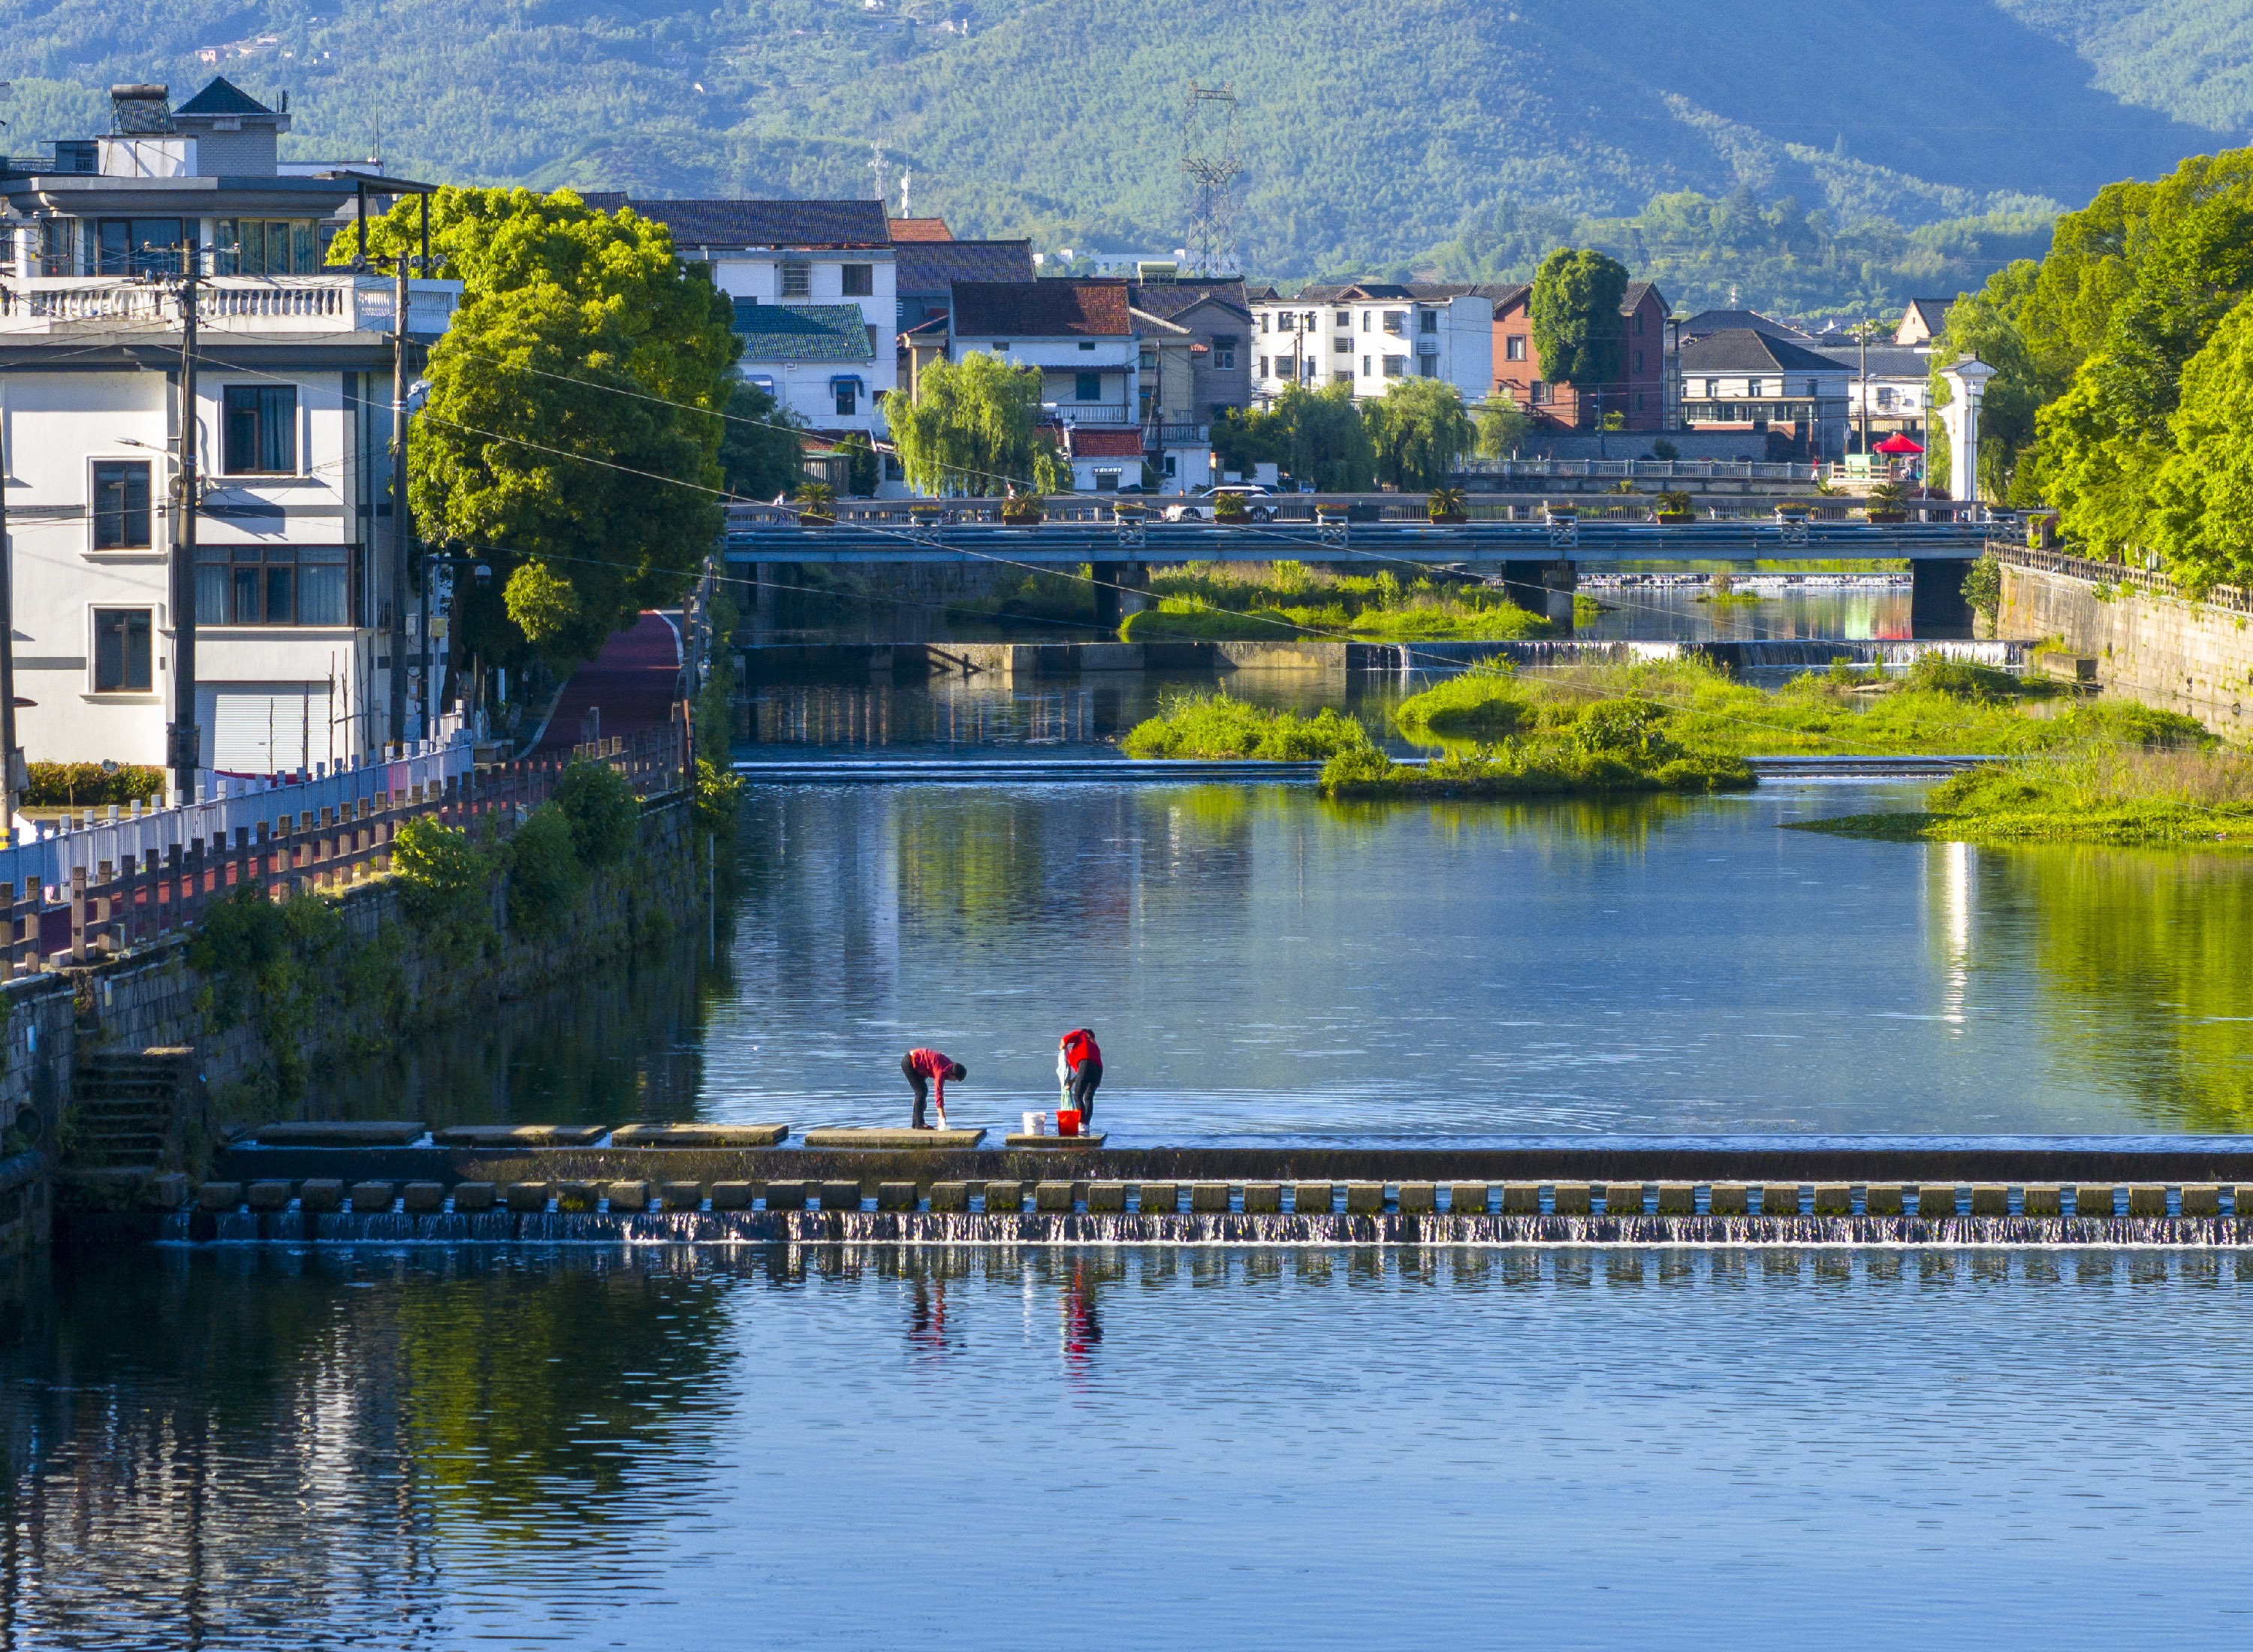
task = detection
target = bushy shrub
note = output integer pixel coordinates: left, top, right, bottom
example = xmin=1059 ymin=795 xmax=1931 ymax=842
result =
xmin=1573 ymin=698 xmax=1676 ymax=760
xmin=1904 ymin=654 xmax=2022 ymax=701
xmin=24 ymin=762 xmax=167 ymax=807
xmin=505 ymin=803 xmax=585 ymax=934
xmin=1120 ymin=692 xmax=1371 ymax=760
xmin=392 ymin=817 xmax=497 ymax=942
xmin=555 ymin=758 xmax=638 ymax=867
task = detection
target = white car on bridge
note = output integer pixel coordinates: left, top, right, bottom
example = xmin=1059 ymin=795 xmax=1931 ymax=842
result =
xmin=1163 ymin=484 xmax=1280 ymax=523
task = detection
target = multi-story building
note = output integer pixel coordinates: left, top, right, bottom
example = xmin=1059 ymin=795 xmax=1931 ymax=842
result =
xmin=1488 ymin=280 xmax=1670 ymax=432
xmin=1247 ymin=284 xmax=1493 ymax=408
xmin=0 ymin=78 xmax=458 ymax=774
xmin=581 ymin=195 xmax=897 ymax=439
xmin=1814 ymin=340 xmax=1936 ymax=454
xmin=1127 ymin=276 xmax=1247 ymax=493
xmin=947 ymin=281 xmax=1139 ymax=490
xmin=1675 ymin=329 xmax=1853 ymax=460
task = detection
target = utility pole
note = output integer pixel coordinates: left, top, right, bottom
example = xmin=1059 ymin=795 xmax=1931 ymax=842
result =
xmin=168 ymin=239 xmax=204 ymax=801
xmin=388 ymin=252 xmax=411 ymax=753
xmin=1851 ymin=318 xmax=1878 ymax=462
xmin=0 ymin=274 xmax=16 ymax=841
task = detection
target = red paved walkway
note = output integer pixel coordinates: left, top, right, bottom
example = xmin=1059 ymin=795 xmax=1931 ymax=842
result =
xmin=533 ymin=611 xmax=683 ymax=753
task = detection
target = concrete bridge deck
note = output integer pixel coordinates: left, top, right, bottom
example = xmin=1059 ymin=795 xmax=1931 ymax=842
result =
xmin=722 ymin=520 xmax=1992 ymax=567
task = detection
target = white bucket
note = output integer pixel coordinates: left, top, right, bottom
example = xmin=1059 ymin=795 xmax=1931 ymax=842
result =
xmin=1022 ymin=1111 xmax=1046 ymax=1135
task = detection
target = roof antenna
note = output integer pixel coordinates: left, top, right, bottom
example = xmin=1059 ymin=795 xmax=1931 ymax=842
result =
xmin=868 ymin=142 xmax=889 ymax=206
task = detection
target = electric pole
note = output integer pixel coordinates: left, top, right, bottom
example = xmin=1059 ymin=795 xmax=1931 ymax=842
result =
xmin=0 ymin=273 xmax=16 ymax=841
xmin=168 ymin=240 xmax=204 ymax=800
xmin=389 ymin=252 xmax=411 ymax=753
xmin=1851 ymin=318 xmax=1878 ymax=461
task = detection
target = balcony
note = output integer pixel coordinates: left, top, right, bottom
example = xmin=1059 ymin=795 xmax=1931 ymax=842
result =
xmin=0 ymin=275 xmax=462 ymax=337
xmin=1148 ymin=422 xmax=1211 ymax=447
xmin=1048 ymin=402 xmax=1133 ymax=424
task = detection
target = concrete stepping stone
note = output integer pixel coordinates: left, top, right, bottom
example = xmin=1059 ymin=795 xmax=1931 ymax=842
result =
xmin=801 ymin=1128 xmax=985 ymax=1150
xmin=609 ymin=1124 xmax=789 ymax=1148
xmin=249 ymin=1120 xmax=425 ymax=1147
xmin=436 ymin=1124 xmax=610 ymax=1147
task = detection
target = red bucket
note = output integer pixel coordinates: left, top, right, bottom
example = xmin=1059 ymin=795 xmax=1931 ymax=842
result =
xmin=1057 ymin=1108 xmax=1082 ymax=1137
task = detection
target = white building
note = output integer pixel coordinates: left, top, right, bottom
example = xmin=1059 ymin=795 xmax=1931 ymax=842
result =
xmin=1247 ymin=283 xmax=1493 ymax=407
xmin=584 ymin=196 xmax=896 ymax=439
xmin=0 ymin=78 xmax=459 ymax=776
xmin=946 ymin=279 xmax=1139 ymax=490
xmin=1814 ymin=341 xmax=1936 ymax=454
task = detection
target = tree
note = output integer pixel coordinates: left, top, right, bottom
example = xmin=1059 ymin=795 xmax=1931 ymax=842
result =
xmin=2148 ymin=294 xmax=2253 ymax=591
xmin=888 ymin=351 xmax=1063 ymax=496
xmin=1924 ymin=261 xmax=2046 ymax=502
xmin=719 ymin=380 xmax=806 ymax=502
xmin=1272 ymin=383 xmax=1377 ymax=490
xmin=1474 ymin=396 xmax=1531 ymax=460
xmin=342 ymin=186 xmax=739 ymax=668
xmin=834 ymin=431 xmax=880 ymax=496
xmin=1362 ymin=380 xmax=1473 ymax=490
xmin=1529 ymin=247 xmax=1630 ymax=412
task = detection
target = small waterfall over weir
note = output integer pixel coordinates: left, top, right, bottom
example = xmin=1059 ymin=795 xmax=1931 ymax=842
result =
xmin=168 ymin=1209 xmax=2253 ymax=1249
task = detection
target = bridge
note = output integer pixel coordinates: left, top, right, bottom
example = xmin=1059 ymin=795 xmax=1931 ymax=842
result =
xmin=722 ymin=518 xmax=1998 ymax=627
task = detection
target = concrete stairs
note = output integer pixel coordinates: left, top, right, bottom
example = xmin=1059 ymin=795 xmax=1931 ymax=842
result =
xmin=59 ymin=1047 xmax=201 ymax=1208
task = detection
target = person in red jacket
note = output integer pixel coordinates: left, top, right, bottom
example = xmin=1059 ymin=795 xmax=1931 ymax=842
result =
xmin=1057 ymin=1028 xmax=1102 ymax=1128
xmin=902 ymin=1048 xmax=967 ymax=1129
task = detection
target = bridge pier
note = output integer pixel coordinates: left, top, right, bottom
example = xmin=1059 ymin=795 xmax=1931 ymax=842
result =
xmin=1911 ymin=559 xmax=1974 ymax=634
xmin=1500 ymin=560 xmax=1577 ymax=633
xmin=1092 ymin=561 xmax=1145 ymax=635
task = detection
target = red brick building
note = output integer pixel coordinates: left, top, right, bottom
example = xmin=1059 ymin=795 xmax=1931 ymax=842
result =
xmin=1491 ymin=279 xmax=1670 ymax=433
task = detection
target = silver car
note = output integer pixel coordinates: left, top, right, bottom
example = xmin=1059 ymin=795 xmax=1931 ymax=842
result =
xmin=1164 ymin=484 xmax=1278 ymax=523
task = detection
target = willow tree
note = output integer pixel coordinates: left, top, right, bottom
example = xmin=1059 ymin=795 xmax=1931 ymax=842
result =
xmin=1363 ymin=379 xmax=1473 ymax=490
xmin=890 ymin=351 xmax=1063 ymax=496
xmin=342 ymin=186 xmax=740 ymax=665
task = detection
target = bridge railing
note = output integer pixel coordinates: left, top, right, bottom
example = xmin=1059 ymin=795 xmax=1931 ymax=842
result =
xmin=1988 ymin=541 xmax=2253 ymax=616
xmin=0 ymin=725 xmax=687 ymax=978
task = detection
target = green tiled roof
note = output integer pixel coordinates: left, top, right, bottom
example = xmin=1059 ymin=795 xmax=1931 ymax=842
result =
xmin=733 ymin=303 xmax=871 ymax=363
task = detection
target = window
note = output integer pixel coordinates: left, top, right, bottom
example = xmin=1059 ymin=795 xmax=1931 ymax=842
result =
xmin=1213 ymin=335 xmax=1237 ymax=368
xmin=1260 ymin=313 xmax=1271 ymax=333
xmin=1304 ymin=359 xmax=1318 ymax=381
xmin=1633 ymin=350 xmax=1644 ymax=374
xmin=1383 ymin=311 xmax=1407 ymax=336
xmin=95 ymin=217 xmax=187 ymax=276
xmin=1635 ymin=312 xmax=1645 ymax=335
xmin=1747 ymin=378 xmax=1764 ymax=398
xmin=37 ymin=219 xmax=71 ymax=277
xmin=1092 ymin=469 xmax=1121 ymax=492
xmin=1163 ymin=454 xmax=1178 ymax=477
xmin=1805 ymin=379 xmax=1819 ymax=397
xmin=1531 ymin=381 xmax=1550 ymax=405
xmin=1302 ymin=312 xmax=1317 ymax=332
xmin=1334 ymin=336 xmax=1352 ymax=354
xmin=1418 ymin=356 xmax=1436 ymax=378
xmin=1383 ymin=355 xmax=1407 ymax=378
xmin=1703 ymin=379 xmax=1718 ymax=398
xmin=1362 ymin=312 xmax=1371 ymax=333
xmin=1507 ymin=335 xmax=1527 ymax=362
xmin=1259 ymin=356 xmax=1270 ymax=378
xmin=1079 ymin=339 xmax=1096 ymax=351
xmin=92 ymin=461 xmax=152 ymax=550
xmin=780 ymin=262 xmax=810 ymax=298
xmin=222 ymin=385 xmax=297 ymax=474
xmin=1635 ymin=392 xmax=1645 ymax=411
xmin=1419 ymin=311 xmax=1438 ymax=334
xmin=1334 ymin=311 xmax=1350 ymax=327
xmin=1362 ymin=356 xmax=1371 ymax=375
xmin=1275 ymin=312 xmax=1295 ymax=332
xmin=196 ymin=545 xmax=349 ymax=626
xmin=835 ymin=381 xmax=859 ymax=417
xmin=1334 ymin=371 xmax=1353 ymax=386
xmin=841 ymin=263 xmax=873 ymax=297
xmin=1075 ymin=372 xmax=1102 ymax=401
xmin=219 ymin=219 xmax=321 ymax=275
xmin=992 ymin=342 xmax=1009 ymax=353
xmin=93 ymin=608 xmax=152 ymax=692
xmin=1876 ymin=387 xmax=1896 ymax=410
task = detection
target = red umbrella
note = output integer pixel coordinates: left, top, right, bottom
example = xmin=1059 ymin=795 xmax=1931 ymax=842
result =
xmin=1873 ymin=433 xmax=1925 ymax=454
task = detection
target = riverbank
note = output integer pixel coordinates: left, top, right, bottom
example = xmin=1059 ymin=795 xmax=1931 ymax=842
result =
xmin=1121 ymin=561 xmax=1554 ymax=642
xmin=1317 ymin=740 xmax=1754 ymax=800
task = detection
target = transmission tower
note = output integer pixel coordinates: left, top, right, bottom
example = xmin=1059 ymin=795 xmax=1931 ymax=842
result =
xmin=1180 ymin=82 xmax=1241 ymax=277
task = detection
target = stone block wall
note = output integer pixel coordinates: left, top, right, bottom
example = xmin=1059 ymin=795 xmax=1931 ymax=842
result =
xmin=2000 ymin=563 xmax=2253 ymax=735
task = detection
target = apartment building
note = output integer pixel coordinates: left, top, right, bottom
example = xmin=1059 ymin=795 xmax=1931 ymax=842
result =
xmin=0 ymin=78 xmax=459 ymax=773
xmin=1247 ymin=284 xmax=1493 ymax=407
xmin=1491 ymin=281 xmax=1670 ymax=432
xmin=1675 ymin=330 xmax=1853 ymax=460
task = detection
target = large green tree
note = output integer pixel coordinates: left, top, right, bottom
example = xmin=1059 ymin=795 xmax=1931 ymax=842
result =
xmin=1213 ymin=383 xmax=1375 ymax=490
xmin=342 ymin=185 xmax=739 ymax=666
xmin=2148 ymin=295 xmax=2253 ymax=591
xmin=1528 ymin=247 xmax=1630 ymax=409
xmin=718 ymin=380 xmax=807 ymax=502
xmin=1362 ymin=380 xmax=1473 ymax=490
xmin=888 ymin=351 xmax=1063 ymax=496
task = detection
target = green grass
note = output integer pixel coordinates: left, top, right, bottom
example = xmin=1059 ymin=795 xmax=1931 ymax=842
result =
xmin=1123 ymin=562 xmax=1552 ymax=643
xmin=1795 ymin=743 xmax=2253 ymax=846
xmin=1391 ymin=654 xmax=2212 ymax=758
xmin=1319 ymin=740 xmax=1755 ymax=800
xmin=1119 ymin=693 xmax=1374 ymax=760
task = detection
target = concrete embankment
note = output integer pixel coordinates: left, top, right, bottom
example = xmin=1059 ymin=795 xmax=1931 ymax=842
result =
xmin=1999 ymin=550 xmax=2253 ymax=734
xmin=740 ymin=637 xmax=2033 ymax=683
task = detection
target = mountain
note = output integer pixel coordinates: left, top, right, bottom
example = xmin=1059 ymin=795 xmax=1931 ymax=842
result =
xmin=1 ymin=0 xmax=2245 ymax=296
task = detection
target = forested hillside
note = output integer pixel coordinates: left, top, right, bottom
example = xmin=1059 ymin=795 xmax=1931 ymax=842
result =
xmin=0 ymin=0 xmax=2242 ymax=309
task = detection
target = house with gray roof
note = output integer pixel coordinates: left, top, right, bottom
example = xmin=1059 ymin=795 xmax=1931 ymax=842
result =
xmin=1678 ymin=330 xmax=1851 ymax=460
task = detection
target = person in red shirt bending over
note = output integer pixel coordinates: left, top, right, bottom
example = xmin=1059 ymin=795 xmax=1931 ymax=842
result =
xmin=902 ymin=1048 xmax=967 ymax=1130
xmin=1058 ymin=1029 xmax=1102 ymax=1128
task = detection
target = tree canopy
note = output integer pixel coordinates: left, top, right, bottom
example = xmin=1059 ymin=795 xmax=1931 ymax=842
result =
xmin=718 ymin=380 xmax=807 ymax=502
xmin=1528 ymin=248 xmax=1630 ymax=402
xmin=342 ymin=185 xmax=739 ymax=666
xmin=888 ymin=352 xmax=1063 ymax=496
xmin=1364 ymin=380 xmax=1474 ymax=490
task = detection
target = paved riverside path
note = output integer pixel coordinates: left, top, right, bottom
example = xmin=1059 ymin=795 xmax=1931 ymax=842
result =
xmin=534 ymin=612 xmax=683 ymax=753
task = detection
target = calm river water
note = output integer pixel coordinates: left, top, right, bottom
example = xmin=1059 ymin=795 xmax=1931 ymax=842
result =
xmin=14 ymin=772 xmax=2253 ymax=1645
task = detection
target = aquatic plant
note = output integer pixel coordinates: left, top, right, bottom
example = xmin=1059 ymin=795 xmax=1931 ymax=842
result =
xmin=1120 ymin=693 xmax=1373 ymax=760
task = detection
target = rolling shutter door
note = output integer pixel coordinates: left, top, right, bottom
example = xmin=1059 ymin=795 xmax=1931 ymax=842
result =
xmin=207 ymin=682 xmax=318 ymax=775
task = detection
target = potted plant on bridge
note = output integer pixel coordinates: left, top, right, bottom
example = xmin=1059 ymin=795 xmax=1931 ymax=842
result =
xmin=1000 ymin=487 xmax=1045 ymax=526
xmin=792 ymin=482 xmax=837 ymax=526
xmin=1655 ymin=489 xmax=1695 ymax=525
xmin=1111 ymin=499 xmax=1148 ymax=523
xmin=1212 ymin=489 xmax=1250 ymax=525
xmin=1862 ymin=480 xmax=1908 ymax=524
xmin=1426 ymin=487 xmax=1467 ymax=523
xmin=909 ymin=500 xmax=943 ymax=527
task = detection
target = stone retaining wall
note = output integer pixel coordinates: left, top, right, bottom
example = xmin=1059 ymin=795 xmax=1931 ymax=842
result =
xmin=1999 ymin=561 xmax=2253 ymax=733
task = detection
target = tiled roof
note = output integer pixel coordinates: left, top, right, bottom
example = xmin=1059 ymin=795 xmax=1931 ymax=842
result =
xmin=1678 ymin=329 xmax=1849 ymax=375
xmin=951 ymin=279 xmax=1132 ymax=338
xmin=897 ymin=239 xmax=1035 ymax=294
xmin=1128 ymin=306 xmax=1193 ymax=336
xmin=733 ymin=303 xmax=873 ymax=363
xmin=900 ymin=313 xmax=951 ymax=340
xmin=888 ymin=217 xmax=954 ymax=241
xmin=1126 ymin=278 xmax=1250 ymax=320
xmin=1268 ymin=281 xmax=1522 ymax=307
xmin=1811 ymin=342 xmax=1935 ymax=378
xmin=592 ymin=197 xmax=890 ymax=247
xmin=1681 ymin=309 xmax=1816 ymax=345
xmin=1067 ymin=428 xmax=1147 ymax=458
xmin=176 ymin=77 xmax=272 ymax=118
